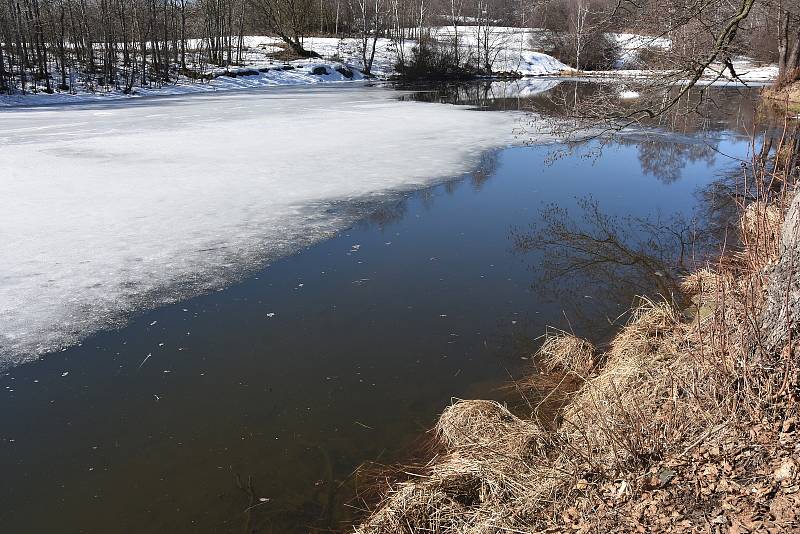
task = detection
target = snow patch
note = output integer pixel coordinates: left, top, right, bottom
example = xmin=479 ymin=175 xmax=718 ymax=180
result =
xmin=611 ymin=33 xmax=671 ymax=68
xmin=619 ymin=90 xmax=641 ymax=99
xmin=499 ymin=51 xmax=572 ymax=76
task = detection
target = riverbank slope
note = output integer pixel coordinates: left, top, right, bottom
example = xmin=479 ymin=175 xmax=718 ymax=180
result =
xmin=354 ymin=96 xmax=800 ymax=533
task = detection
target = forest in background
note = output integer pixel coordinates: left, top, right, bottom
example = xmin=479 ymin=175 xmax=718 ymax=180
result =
xmin=0 ymin=0 xmax=798 ymax=95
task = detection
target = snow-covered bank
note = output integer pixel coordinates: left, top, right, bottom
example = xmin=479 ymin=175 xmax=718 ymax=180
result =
xmin=611 ymin=33 xmax=672 ymax=68
xmin=0 ymin=32 xmax=573 ymax=107
xmin=223 ymin=31 xmax=573 ymax=76
xmin=0 ymin=86 xmax=527 ymax=368
xmin=0 ymin=57 xmax=369 ymax=107
xmin=0 ymin=35 xmax=399 ymax=107
xmin=577 ymin=56 xmax=778 ymax=85
xmin=707 ymin=57 xmax=779 ymax=83
xmin=0 ymin=28 xmax=777 ymax=107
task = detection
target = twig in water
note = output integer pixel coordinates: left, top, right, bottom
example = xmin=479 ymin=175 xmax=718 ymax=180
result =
xmin=138 ymin=353 xmax=152 ymax=369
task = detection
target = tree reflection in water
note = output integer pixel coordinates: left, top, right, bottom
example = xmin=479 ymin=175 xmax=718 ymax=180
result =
xmin=619 ymin=135 xmax=718 ymax=184
xmin=510 ymin=129 xmax=787 ymax=343
xmin=511 ymin=196 xmax=700 ymax=341
xmin=400 ymin=79 xmax=778 ymax=344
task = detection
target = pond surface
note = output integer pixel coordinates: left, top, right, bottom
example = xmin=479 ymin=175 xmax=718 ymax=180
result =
xmin=0 ymin=80 xmax=756 ymax=532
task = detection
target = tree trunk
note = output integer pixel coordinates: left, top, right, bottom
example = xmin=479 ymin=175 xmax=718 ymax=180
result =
xmin=761 ymin=194 xmax=800 ymax=357
xmin=283 ymin=34 xmax=320 ymax=57
xmin=0 ymin=42 xmax=7 ymax=91
xmin=779 ymin=11 xmax=789 ymax=79
xmin=787 ymin=34 xmax=800 ymax=78
xmin=57 ymin=2 xmax=67 ymax=89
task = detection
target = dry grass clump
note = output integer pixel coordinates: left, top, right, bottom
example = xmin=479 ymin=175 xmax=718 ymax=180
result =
xmin=606 ymin=299 xmax=680 ymax=360
xmin=536 ymin=332 xmax=597 ymax=375
xmin=763 ymin=80 xmax=800 ymax=115
xmin=436 ymin=399 xmax=545 ymax=452
xmin=740 ymin=200 xmax=783 ymax=262
xmin=563 ymin=301 xmax=681 ymax=418
xmin=512 ymin=333 xmax=597 ymax=423
xmin=356 ymin=456 xmax=546 ymax=534
xmin=680 ymin=267 xmax=731 ymax=297
xmin=357 ymin=399 xmax=557 ymax=533
xmin=561 ymin=300 xmax=683 ymax=451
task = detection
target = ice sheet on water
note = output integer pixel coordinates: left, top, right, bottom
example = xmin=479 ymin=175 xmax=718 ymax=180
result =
xmin=0 ymin=86 xmax=523 ymax=368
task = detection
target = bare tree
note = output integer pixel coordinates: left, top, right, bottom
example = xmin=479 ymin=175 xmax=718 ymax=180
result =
xmin=249 ymin=0 xmax=320 ymax=57
xmin=356 ymin=0 xmax=383 ymax=73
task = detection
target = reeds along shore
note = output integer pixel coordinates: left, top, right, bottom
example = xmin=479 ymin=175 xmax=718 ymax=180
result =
xmin=354 ymin=113 xmax=800 ymax=533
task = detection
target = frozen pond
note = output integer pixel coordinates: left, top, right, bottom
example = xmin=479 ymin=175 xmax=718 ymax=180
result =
xmin=0 ymin=85 xmax=523 ymax=368
xmin=0 ymin=81 xmax=757 ymax=532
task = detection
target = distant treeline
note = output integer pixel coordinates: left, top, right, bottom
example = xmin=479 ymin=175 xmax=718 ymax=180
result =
xmin=0 ymin=0 xmax=797 ymax=94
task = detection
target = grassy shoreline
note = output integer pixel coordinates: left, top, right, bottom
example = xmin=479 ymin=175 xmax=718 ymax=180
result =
xmin=353 ymin=94 xmax=800 ymax=533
